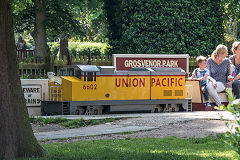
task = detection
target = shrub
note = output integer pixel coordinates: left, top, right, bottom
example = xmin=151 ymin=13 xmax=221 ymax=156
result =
xmin=48 ymin=41 xmax=111 ymax=56
xmin=216 ymin=88 xmax=240 ymax=154
xmin=68 ymin=42 xmax=111 ymax=56
xmin=105 ymin=0 xmax=225 ymax=56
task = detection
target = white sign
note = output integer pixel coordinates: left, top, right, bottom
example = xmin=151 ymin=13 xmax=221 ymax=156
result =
xmin=22 ymin=85 xmax=42 ymax=106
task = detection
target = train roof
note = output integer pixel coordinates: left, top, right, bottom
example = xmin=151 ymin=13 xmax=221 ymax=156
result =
xmin=77 ymin=65 xmax=100 ymax=72
xmin=128 ymin=67 xmax=153 ymax=71
xmin=150 ymin=67 xmax=183 ymax=72
xmin=59 ymin=65 xmax=185 ymax=76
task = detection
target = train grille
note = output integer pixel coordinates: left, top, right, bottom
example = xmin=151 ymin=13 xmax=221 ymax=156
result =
xmin=163 ymin=90 xmax=172 ymax=96
xmin=175 ymin=90 xmax=183 ymax=96
xmin=49 ymin=86 xmax=62 ymax=101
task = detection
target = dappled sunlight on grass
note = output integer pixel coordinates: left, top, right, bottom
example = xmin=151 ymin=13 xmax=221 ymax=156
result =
xmin=16 ymin=136 xmax=239 ymax=160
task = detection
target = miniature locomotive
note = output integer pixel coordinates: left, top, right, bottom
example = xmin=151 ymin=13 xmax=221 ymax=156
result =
xmin=41 ymin=65 xmax=192 ymax=115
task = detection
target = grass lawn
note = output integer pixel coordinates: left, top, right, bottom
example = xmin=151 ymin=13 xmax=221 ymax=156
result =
xmin=16 ymin=135 xmax=239 ymax=160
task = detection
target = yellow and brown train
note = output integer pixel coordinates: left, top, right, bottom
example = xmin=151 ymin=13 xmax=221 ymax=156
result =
xmin=41 ymin=65 xmax=192 ymax=115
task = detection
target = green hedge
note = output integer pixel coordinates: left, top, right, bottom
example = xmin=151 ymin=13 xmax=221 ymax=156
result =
xmin=105 ymin=0 xmax=225 ymax=56
xmin=48 ymin=42 xmax=111 ymax=56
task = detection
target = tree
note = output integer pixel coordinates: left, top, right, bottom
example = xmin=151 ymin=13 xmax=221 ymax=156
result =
xmin=221 ymin=0 xmax=240 ymax=40
xmin=13 ymin=0 xmax=87 ymax=66
xmin=32 ymin=0 xmax=48 ymax=58
xmin=0 ymin=0 xmax=45 ymax=159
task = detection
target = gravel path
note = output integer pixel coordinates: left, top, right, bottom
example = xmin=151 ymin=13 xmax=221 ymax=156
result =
xmin=33 ymin=111 xmax=236 ymax=143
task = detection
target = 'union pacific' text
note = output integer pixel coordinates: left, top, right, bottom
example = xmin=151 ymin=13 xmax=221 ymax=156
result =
xmin=151 ymin=77 xmax=183 ymax=87
xmin=115 ymin=78 xmax=145 ymax=87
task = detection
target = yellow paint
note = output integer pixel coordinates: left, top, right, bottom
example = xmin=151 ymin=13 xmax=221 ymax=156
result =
xmin=49 ymin=74 xmax=186 ymax=102
xmin=151 ymin=75 xmax=185 ymax=99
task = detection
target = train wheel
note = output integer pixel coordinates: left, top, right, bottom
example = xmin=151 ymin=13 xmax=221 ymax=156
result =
xmin=85 ymin=106 xmax=104 ymax=115
xmin=151 ymin=105 xmax=164 ymax=113
xmin=171 ymin=104 xmax=180 ymax=112
xmin=75 ymin=106 xmax=85 ymax=115
xmin=163 ymin=104 xmax=179 ymax=112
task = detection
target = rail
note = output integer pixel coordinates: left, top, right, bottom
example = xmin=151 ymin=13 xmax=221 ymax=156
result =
xmin=17 ymin=49 xmax=35 ymax=59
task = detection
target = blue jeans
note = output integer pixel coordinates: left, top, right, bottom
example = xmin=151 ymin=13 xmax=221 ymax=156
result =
xmin=232 ymin=80 xmax=240 ymax=98
xmin=202 ymin=85 xmax=209 ymax=101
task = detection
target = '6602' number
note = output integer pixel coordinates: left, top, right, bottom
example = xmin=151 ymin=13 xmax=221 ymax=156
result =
xmin=83 ymin=84 xmax=97 ymax=90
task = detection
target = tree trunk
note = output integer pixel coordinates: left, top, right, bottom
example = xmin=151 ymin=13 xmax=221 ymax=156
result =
xmin=0 ymin=0 xmax=45 ymax=159
xmin=60 ymin=36 xmax=69 ymax=60
xmin=60 ymin=36 xmax=72 ymax=65
xmin=32 ymin=0 xmax=48 ymax=58
xmin=234 ymin=22 xmax=238 ymax=40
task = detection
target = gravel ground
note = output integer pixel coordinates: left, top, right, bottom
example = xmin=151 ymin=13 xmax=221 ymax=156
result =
xmin=33 ymin=118 xmax=234 ymax=144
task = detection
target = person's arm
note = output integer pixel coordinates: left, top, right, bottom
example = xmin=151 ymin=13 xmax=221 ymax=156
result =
xmin=227 ymin=60 xmax=233 ymax=81
xmin=188 ymin=75 xmax=196 ymax=80
xmin=188 ymin=69 xmax=196 ymax=80
xmin=207 ymin=59 xmax=211 ymax=77
xmin=197 ymin=73 xmax=208 ymax=81
xmin=207 ymin=59 xmax=218 ymax=89
xmin=208 ymin=76 xmax=217 ymax=89
xmin=234 ymin=73 xmax=240 ymax=80
xmin=208 ymin=76 xmax=216 ymax=83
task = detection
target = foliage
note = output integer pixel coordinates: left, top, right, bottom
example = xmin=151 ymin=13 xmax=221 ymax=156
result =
xmin=30 ymin=117 xmax=120 ymax=128
xmin=46 ymin=0 xmax=85 ymax=41
xmin=221 ymin=0 xmax=240 ymax=48
xmin=105 ymin=0 xmax=225 ymax=56
xmin=73 ymin=0 xmax=109 ymax=42
xmin=221 ymin=0 xmax=240 ymax=22
xmin=215 ymin=88 xmax=240 ymax=154
xmin=17 ymin=136 xmax=239 ymax=159
xmin=48 ymin=41 xmax=111 ymax=56
xmin=13 ymin=0 xmax=107 ymax=42
xmin=47 ymin=42 xmax=60 ymax=55
xmin=10 ymin=0 xmax=33 ymax=14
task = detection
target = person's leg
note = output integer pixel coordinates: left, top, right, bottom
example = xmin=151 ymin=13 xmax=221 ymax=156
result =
xmin=207 ymin=82 xmax=225 ymax=105
xmin=203 ymin=85 xmax=209 ymax=101
xmin=215 ymin=82 xmax=225 ymax=92
xmin=203 ymin=85 xmax=211 ymax=107
xmin=232 ymin=80 xmax=240 ymax=98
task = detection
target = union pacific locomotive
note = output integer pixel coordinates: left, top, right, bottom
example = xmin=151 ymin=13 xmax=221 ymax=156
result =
xmin=41 ymin=65 xmax=192 ymax=115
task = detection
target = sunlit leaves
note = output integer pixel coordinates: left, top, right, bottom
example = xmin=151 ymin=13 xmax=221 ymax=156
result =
xmin=10 ymin=0 xmax=33 ymax=14
xmin=12 ymin=0 xmax=106 ymax=41
xmin=216 ymin=89 xmax=240 ymax=154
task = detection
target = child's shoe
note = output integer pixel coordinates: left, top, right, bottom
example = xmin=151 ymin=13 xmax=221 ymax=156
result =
xmin=205 ymin=102 xmax=211 ymax=107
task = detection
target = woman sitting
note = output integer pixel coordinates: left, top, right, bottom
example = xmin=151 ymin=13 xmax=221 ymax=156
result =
xmin=207 ymin=44 xmax=233 ymax=106
xmin=229 ymin=42 xmax=240 ymax=98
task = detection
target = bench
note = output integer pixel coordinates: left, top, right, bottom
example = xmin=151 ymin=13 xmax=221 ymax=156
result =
xmin=185 ymin=80 xmax=228 ymax=111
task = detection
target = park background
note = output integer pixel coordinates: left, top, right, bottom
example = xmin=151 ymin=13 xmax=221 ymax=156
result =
xmin=2 ymin=0 xmax=240 ymax=159
xmin=13 ymin=0 xmax=240 ymax=78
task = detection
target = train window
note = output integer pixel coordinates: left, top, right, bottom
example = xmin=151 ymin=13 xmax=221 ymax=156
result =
xmin=87 ymin=72 xmax=93 ymax=81
xmin=84 ymin=72 xmax=86 ymax=81
xmin=83 ymin=72 xmax=96 ymax=81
